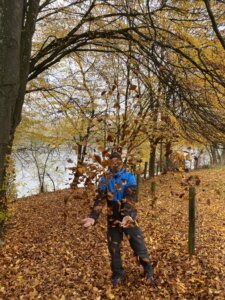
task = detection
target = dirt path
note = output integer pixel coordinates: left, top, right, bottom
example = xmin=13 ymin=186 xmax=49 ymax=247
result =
xmin=0 ymin=168 xmax=224 ymax=299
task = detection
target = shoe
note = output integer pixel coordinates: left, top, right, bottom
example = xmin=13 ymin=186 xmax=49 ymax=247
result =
xmin=144 ymin=273 xmax=157 ymax=287
xmin=112 ymin=275 xmax=126 ymax=288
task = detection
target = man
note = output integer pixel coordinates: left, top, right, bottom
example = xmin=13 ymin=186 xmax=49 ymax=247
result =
xmin=82 ymin=152 xmax=155 ymax=288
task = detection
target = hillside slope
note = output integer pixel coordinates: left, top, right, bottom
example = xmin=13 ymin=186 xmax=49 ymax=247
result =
xmin=0 ymin=168 xmax=225 ymax=299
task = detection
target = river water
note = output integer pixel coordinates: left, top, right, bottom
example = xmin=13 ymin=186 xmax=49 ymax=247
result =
xmin=14 ymin=148 xmax=77 ymax=198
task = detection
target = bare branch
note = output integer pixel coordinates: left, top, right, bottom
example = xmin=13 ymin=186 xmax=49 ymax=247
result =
xmin=203 ymin=0 xmax=225 ymax=50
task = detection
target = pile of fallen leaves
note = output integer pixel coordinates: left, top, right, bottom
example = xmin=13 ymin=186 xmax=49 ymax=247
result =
xmin=0 ymin=168 xmax=224 ymax=299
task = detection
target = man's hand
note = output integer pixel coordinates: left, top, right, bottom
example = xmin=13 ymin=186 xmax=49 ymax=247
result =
xmin=82 ymin=217 xmax=95 ymax=228
xmin=120 ymin=216 xmax=133 ymax=228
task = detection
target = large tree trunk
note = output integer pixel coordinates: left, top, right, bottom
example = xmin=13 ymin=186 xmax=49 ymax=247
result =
xmin=0 ymin=0 xmax=24 ymax=218
xmin=0 ymin=0 xmax=40 ymax=234
xmin=13 ymin=0 xmax=40 ymax=131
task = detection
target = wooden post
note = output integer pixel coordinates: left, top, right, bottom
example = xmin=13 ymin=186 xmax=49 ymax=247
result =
xmin=188 ymin=186 xmax=196 ymax=256
xmin=144 ymin=162 xmax=148 ymax=179
xmin=151 ymin=181 xmax=156 ymax=208
xmin=136 ymin=172 xmax=140 ymax=202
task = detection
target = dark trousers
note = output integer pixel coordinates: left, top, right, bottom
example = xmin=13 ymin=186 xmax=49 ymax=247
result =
xmin=107 ymin=226 xmax=153 ymax=278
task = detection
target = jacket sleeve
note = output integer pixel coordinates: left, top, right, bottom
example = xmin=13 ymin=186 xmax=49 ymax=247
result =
xmin=123 ymin=173 xmax=137 ymax=220
xmin=89 ymin=176 xmax=107 ymax=221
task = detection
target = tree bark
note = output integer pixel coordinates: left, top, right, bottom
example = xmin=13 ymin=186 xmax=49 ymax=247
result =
xmin=0 ymin=0 xmax=24 ymax=202
xmin=221 ymin=143 xmax=225 ymax=165
xmin=149 ymin=135 xmax=162 ymax=177
xmin=210 ymin=144 xmax=218 ymax=165
xmin=159 ymin=139 xmax=163 ymax=173
xmin=0 ymin=0 xmax=40 ymax=232
xmin=149 ymin=143 xmax=156 ymax=178
xmin=13 ymin=0 xmax=40 ymax=131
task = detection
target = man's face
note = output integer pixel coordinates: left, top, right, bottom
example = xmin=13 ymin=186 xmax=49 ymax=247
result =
xmin=110 ymin=157 xmax=123 ymax=172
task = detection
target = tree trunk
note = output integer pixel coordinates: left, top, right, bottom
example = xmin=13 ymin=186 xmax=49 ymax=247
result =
xmin=210 ymin=144 xmax=218 ymax=165
xmin=0 ymin=0 xmax=40 ymax=233
xmin=221 ymin=143 xmax=225 ymax=165
xmin=77 ymin=143 xmax=82 ymax=165
xmin=0 ymin=0 xmax=24 ymax=221
xmin=215 ymin=147 xmax=221 ymax=165
xmin=165 ymin=142 xmax=172 ymax=171
xmin=159 ymin=139 xmax=163 ymax=173
xmin=149 ymin=144 xmax=156 ymax=178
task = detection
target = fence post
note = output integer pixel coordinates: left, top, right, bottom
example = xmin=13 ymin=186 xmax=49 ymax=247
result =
xmin=151 ymin=181 xmax=157 ymax=208
xmin=188 ymin=186 xmax=196 ymax=255
xmin=136 ymin=173 xmax=140 ymax=201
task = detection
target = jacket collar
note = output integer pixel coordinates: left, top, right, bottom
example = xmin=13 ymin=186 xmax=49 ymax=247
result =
xmin=112 ymin=167 xmax=126 ymax=178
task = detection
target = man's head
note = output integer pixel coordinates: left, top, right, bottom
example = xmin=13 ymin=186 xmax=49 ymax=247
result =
xmin=109 ymin=152 xmax=123 ymax=173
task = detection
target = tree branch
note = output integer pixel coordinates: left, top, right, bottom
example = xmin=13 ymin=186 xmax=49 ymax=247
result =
xmin=203 ymin=0 xmax=225 ymax=50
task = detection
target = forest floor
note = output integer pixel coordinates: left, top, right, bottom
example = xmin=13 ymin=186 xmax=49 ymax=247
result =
xmin=0 ymin=167 xmax=225 ymax=300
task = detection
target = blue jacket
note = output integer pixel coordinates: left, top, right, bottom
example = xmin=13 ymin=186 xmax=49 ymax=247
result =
xmin=90 ymin=168 xmax=137 ymax=225
xmin=99 ymin=168 xmax=137 ymax=201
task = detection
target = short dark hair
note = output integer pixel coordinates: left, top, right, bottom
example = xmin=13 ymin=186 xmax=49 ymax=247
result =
xmin=109 ymin=152 xmax=122 ymax=160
